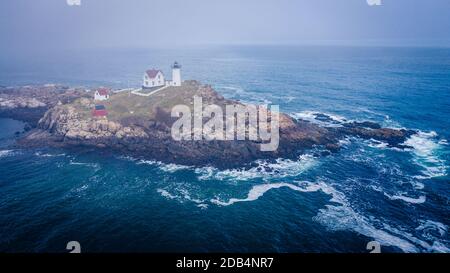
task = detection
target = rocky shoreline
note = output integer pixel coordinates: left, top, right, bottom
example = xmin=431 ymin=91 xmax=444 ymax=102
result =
xmin=1 ymin=83 xmax=416 ymax=169
xmin=0 ymin=85 xmax=89 ymax=125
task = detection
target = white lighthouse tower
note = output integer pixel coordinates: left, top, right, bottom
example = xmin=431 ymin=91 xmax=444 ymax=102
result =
xmin=171 ymin=61 xmax=182 ymax=86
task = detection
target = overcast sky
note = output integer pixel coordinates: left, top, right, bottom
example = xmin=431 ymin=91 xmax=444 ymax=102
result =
xmin=1 ymin=0 xmax=449 ymax=53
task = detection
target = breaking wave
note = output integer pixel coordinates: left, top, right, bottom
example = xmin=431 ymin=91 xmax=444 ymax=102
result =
xmin=157 ymin=189 xmax=177 ymax=200
xmin=367 ymin=139 xmax=389 ymax=149
xmin=157 ymin=163 xmax=192 ymax=173
xmin=122 ymin=157 xmax=193 ymax=173
xmin=195 ymin=154 xmax=317 ymax=181
xmin=34 ymin=151 xmax=66 ymax=158
xmin=0 ymin=149 xmax=15 ymax=158
xmin=291 ymin=111 xmax=347 ymax=127
xmin=216 ymin=85 xmax=273 ymax=105
xmin=157 ymin=187 xmax=208 ymax=209
xmin=362 ymin=128 xmax=447 ymax=180
xmin=68 ymin=159 xmax=101 ymax=170
xmin=403 ymin=131 xmax=447 ymax=179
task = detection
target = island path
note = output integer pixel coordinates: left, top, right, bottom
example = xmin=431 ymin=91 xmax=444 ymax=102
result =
xmin=131 ymin=86 xmax=169 ymax=97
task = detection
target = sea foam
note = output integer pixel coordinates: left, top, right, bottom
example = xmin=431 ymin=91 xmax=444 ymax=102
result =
xmin=384 ymin=193 xmax=426 ymax=204
xmin=0 ymin=150 xmax=14 ymax=158
xmin=210 ymin=182 xmax=322 ymax=206
xmin=403 ymin=131 xmax=447 ymax=179
xmin=211 ymin=179 xmax=445 ymax=253
xmin=195 ymin=154 xmax=317 ymax=181
xmin=291 ymin=111 xmax=347 ymax=127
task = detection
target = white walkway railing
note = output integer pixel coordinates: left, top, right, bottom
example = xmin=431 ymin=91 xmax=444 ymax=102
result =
xmin=131 ymin=85 xmax=169 ymax=97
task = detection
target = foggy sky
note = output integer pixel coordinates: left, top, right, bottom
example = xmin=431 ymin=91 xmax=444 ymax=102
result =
xmin=1 ymin=0 xmax=449 ymax=53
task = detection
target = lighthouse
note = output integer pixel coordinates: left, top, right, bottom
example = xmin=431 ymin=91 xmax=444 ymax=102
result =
xmin=171 ymin=61 xmax=182 ymax=86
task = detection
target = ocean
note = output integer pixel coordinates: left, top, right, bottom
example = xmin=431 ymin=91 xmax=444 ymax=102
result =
xmin=0 ymin=45 xmax=449 ymax=252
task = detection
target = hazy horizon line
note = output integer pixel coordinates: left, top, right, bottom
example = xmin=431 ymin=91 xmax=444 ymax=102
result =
xmin=3 ymin=40 xmax=450 ymax=55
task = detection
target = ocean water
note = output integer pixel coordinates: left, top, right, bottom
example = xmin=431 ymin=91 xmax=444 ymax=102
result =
xmin=0 ymin=46 xmax=449 ymax=253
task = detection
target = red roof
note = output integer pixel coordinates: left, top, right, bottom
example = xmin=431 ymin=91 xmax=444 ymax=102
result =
xmin=92 ymin=109 xmax=108 ymax=117
xmin=146 ymin=69 xmax=163 ymax=79
xmin=96 ymin=88 xmax=109 ymax=96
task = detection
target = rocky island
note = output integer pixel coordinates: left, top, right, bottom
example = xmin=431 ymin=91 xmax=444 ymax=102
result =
xmin=0 ymin=81 xmax=415 ymax=169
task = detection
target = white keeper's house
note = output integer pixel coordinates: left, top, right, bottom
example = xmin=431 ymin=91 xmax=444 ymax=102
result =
xmin=142 ymin=61 xmax=182 ymax=89
xmin=94 ymin=88 xmax=110 ymax=101
xmin=143 ymin=69 xmax=165 ymax=89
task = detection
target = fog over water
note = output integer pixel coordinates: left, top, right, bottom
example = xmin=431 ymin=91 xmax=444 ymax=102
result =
xmin=1 ymin=0 xmax=449 ymax=56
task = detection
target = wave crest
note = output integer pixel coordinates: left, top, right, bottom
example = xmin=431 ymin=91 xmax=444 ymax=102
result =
xmin=195 ymin=154 xmax=317 ymax=181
